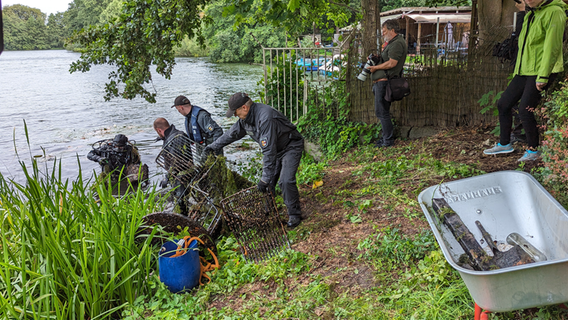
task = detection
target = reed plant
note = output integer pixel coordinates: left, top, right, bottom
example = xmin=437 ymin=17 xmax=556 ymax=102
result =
xmin=0 ymin=157 xmax=162 ymax=319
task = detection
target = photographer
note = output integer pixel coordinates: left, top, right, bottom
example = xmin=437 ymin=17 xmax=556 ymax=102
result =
xmin=367 ymin=19 xmax=407 ymax=148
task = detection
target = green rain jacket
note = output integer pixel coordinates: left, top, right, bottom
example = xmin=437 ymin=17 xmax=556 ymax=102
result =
xmin=514 ymin=0 xmax=567 ymax=83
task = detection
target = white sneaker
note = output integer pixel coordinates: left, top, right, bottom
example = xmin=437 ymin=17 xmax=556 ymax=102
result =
xmin=518 ymin=150 xmax=541 ymax=162
xmin=483 ymin=143 xmax=514 ymax=155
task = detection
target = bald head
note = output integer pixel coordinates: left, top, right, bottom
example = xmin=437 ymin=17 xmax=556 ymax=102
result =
xmin=153 ymin=118 xmax=170 ymax=139
xmin=154 ymin=118 xmax=170 ymax=130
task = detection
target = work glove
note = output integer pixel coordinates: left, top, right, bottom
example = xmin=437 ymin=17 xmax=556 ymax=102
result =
xmin=98 ymin=157 xmax=108 ymax=165
xmin=160 ymin=179 xmax=168 ymax=188
xmin=204 ymin=146 xmax=215 ymax=157
xmin=257 ymin=179 xmax=269 ymax=193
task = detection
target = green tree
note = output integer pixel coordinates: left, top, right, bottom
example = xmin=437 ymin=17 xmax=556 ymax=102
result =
xmin=2 ymin=5 xmax=50 ymax=50
xmin=203 ymin=0 xmax=286 ymax=63
xmin=99 ymin=0 xmax=124 ymax=24
xmin=64 ymin=0 xmax=112 ymax=32
xmin=47 ymin=12 xmax=66 ymax=48
xmin=69 ymin=0 xmax=209 ymax=103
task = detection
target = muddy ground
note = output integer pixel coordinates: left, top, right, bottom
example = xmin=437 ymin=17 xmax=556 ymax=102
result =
xmin=208 ymin=126 xmax=554 ymax=318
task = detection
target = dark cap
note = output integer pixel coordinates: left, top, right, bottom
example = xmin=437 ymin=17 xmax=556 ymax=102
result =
xmin=226 ymin=92 xmax=250 ymax=117
xmin=171 ymin=95 xmax=191 ymax=108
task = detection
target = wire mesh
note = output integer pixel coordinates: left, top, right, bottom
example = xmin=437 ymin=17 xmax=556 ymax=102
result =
xmin=155 ymin=134 xmax=222 ymax=234
xmin=220 ymin=187 xmax=291 ymax=263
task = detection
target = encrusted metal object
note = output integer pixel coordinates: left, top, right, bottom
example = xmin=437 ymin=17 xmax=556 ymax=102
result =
xmin=137 ymin=212 xmax=217 ymax=256
xmin=155 ymin=134 xmax=222 ymax=234
xmin=220 ymin=187 xmax=290 ymax=263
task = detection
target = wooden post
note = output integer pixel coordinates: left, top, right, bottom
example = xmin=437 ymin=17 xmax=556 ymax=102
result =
xmin=405 ymin=17 xmax=409 ymax=48
xmin=417 ymin=23 xmax=422 ymax=54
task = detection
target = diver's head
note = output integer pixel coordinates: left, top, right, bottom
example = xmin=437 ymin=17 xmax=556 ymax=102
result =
xmin=113 ymin=134 xmax=128 ymax=146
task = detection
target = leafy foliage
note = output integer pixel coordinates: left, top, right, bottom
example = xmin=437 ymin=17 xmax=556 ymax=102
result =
xmin=297 ymin=81 xmax=381 ymax=158
xmin=2 ymin=5 xmax=50 ymax=50
xmin=223 ymin=0 xmax=356 ymax=38
xmin=535 ymin=81 xmax=568 ymax=207
xmin=68 ymin=0 xmax=210 ymax=103
xmin=203 ymin=0 xmax=286 ymax=63
xmin=64 ymin=0 xmax=112 ymax=32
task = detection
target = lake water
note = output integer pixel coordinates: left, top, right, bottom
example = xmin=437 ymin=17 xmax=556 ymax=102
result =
xmin=0 ymin=50 xmax=263 ymax=185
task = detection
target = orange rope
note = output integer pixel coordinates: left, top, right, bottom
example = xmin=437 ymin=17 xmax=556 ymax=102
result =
xmin=169 ymin=236 xmax=220 ymax=286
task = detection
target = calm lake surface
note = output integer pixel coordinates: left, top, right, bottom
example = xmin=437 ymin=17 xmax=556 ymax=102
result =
xmin=0 ymin=50 xmax=263 ymax=185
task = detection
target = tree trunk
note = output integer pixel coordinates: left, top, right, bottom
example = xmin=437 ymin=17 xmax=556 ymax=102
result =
xmin=360 ymin=0 xmax=379 ymax=56
xmin=477 ymin=0 xmax=517 ymax=52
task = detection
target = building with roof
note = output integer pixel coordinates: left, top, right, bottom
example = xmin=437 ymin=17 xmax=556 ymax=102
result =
xmin=340 ymin=6 xmax=472 ymax=54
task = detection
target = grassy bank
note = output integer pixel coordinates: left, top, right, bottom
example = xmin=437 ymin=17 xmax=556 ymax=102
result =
xmin=120 ymin=128 xmax=567 ymax=319
xmin=0 ymin=160 xmax=162 ymax=319
xmin=3 ymin=129 xmax=567 ymax=319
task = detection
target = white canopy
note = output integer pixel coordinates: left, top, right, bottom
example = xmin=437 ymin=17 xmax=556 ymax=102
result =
xmin=404 ymin=13 xmax=470 ymax=24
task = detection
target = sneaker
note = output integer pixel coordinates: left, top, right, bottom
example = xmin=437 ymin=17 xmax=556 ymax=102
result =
xmin=483 ymin=143 xmax=514 ymax=155
xmin=517 ymin=150 xmax=541 ymax=162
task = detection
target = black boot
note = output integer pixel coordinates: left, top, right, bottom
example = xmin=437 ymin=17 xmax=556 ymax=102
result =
xmin=287 ymin=215 xmax=302 ymax=228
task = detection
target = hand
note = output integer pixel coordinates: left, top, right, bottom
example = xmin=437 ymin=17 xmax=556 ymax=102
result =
xmin=160 ymin=179 xmax=168 ymax=188
xmin=204 ymin=146 xmax=215 ymax=157
xmin=257 ymin=180 xmax=269 ymax=193
xmin=98 ymin=157 xmax=108 ymax=165
xmin=536 ymin=82 xmax=546 ymax=92
xmin=515 ymin=1 xmax=525 ymax=11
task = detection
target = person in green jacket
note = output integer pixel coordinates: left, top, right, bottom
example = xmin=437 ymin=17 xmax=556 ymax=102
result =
xmin=484 ymin=0 xmax=566 ymax=162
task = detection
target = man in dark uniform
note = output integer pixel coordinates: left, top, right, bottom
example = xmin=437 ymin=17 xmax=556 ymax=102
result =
xmin=204 ymin=92 xmax=304 ymax=228
xmin=153 ymin=117 xmax=191 ymax=188
xmin=367 ymin=19 xmax=408 ymax=148
xmin=172 ymin=95 xmax=224 ymax=165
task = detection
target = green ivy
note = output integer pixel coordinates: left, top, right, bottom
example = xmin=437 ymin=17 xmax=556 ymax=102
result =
xmin=297 ymin=81 xmax=381 ymax=159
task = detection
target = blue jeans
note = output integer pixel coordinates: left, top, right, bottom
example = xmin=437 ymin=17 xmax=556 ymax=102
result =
xmin=372 ymin=81 xmax=394 ymax=145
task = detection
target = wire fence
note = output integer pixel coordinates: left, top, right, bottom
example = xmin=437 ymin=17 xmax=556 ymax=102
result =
xmin=346 ymin=26 xmax=514 ymax=127
xmin=261 ymin=47 xmax=345 ymax=122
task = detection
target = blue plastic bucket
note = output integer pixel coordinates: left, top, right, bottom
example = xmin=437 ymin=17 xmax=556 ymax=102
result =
xmin=158 ymin=239 xmax=201 ymax=293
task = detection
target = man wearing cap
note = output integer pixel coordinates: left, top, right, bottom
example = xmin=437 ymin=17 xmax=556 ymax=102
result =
xmin=204 ymin=92 xmax=305 ymax=228
xmin=172 ymin=95 xmax=224 ymax=164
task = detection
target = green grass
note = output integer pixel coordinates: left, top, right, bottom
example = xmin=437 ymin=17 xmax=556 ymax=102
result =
xmin=0 ymin=158 xmax=162 ymax=319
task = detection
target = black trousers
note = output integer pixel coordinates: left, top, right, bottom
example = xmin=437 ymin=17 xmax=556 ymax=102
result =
xmin=497 ymin=74 xmax=556 ymax=149
xmin=372 ymin=81 xmax=394 ymax=145
xmin=270 ymin=139 xmax=304 ymax=217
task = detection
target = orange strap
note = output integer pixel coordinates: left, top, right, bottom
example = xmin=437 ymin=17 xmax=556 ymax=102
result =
xmin=169 ymin=236 xmax=220 ymax=286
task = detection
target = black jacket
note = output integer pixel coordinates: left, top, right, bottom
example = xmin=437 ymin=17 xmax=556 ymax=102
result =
xmin=208 ymin=103 xmax=303 ymax=184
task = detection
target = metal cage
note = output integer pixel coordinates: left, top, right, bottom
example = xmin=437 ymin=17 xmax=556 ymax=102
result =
xmin=155 ymin=134 xmax=222 ymax=233
xmin=220 ymin=187 xmax=291 ymax=263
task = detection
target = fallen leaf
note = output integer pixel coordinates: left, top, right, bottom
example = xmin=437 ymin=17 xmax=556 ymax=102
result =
xmin=312 ymin=180 xmax=323 ymax=189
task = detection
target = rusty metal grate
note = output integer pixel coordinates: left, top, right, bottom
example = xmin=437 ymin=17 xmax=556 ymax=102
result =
xmin=220 ymin=187 xmax=290 ymax=263
xmin=155 ymin=134 xmax=206 ymax=185
xmin=155 ymin=134 xmax=221 ymax=234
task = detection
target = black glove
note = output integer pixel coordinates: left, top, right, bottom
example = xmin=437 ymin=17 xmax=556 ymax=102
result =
xmin=160 ymin=179 xmax=168 ymax=188
xmin=257 ymin=180 xmax=269 ymax=193
xmin=204 ymin=146 xmax=215 ymax=157
xmin=98 ymin=157 xmax=108 ymax=165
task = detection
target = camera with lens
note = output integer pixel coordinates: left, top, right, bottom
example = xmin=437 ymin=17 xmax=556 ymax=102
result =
xmin=357 ymin=53 xmax=382 ymax=81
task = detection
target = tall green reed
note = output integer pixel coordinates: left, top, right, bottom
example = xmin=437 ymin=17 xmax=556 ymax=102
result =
xmin=1 ymin=156 xmax=161 ymax=319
